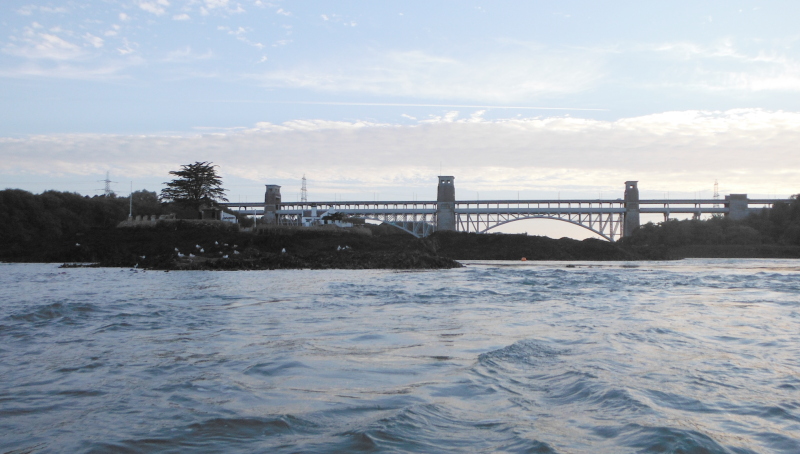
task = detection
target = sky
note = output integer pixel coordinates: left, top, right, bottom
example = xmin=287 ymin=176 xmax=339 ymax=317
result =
xmin=2 ymin=1 xmax=800 ymax=223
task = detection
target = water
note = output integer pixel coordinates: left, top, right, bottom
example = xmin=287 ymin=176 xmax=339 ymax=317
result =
xmin=1 ymin=260 xmax=800 ymax=453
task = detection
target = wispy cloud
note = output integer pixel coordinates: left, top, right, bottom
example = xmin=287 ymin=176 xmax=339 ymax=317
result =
xmin=217 ymin=25 xmax=263 ymax=49
xmin=249 ymin=49 xmax=606 ymax=103
xmin=3 ymin=25 xmax=84 ymax=60
xmin=16 ymin=5 xmax=68 ymax=15
xmin=163 ymin=46 xmax=213 ymax=62
xmin=632 ymin=38 xmax=800 ymax=92
xmin=138 ymin=0 xmax=170 ymax=16
xmin=83 ymin=33 xmax=104 ymax=49
xmin=205 ymin=0 xmax=229 ymax=9
xmin=0 ymin=60 xmax=137 ymax=81
xmin=216 ymin=100 xmax=606 ymax=111
xmin=319 ymin=13 xmax=356 ymax=26
xmin=3 ymin=109 xmax=799 ymax=196
xmin=116 ymin=38 xmax=138 ymax=56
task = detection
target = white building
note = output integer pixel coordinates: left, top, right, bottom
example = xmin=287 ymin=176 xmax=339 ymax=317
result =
xmin=301 ymin=207 xmax=353 ymax=228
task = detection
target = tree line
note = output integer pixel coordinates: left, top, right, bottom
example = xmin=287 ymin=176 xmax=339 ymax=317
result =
xmin=2 ymin=160 xmax=798 ymax=259
xmin=0 ymin=162 xmax=238 ymax=258
xmin=0 ymin=189 xmax=166 ymax=257
xmin=621 ymin=195 xmax=800 ymax=248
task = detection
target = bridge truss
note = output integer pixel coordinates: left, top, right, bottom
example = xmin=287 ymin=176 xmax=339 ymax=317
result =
xmin=281 ymin=201 xmax=438 ymax=237
xmin=221 ymin=197 xmax=791 ymax=241
xmin=221 ymin=201 xmax=438 ymax=237
xmin=456 ymin=200 xmax=625 ymax=241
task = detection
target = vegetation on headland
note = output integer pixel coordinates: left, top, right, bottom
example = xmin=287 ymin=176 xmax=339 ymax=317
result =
xmin=619 ymin=195 xmax=800 ymax=259
xmin=2 ymin=188 xmax=800 ymax=269
xmin=53 ymin=222 xmax=461 ymax=270
xmin=159 ymin=161 xmax=228 ymax=209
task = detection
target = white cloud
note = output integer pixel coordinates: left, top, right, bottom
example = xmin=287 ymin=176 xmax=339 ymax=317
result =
xmin=250 ymin=49 xmax=605 ymax=103
xmin=197 ymin=0 xmax=244 ymax=14
xmin=173 ymin=13 xmax=191 ymax=21
xmin=276 ymin=8 xmax=291 ymax=16
xmin=0 ymin=61 xmax=134 ymax=81
xmin=319 ymin=13 xmax=357 ymax=27
xmin=163 ymin=46 xmax=213 ymax=62
xmin=138 ymin=0 xmax=169 ymax=16
xmin=218 ymin=25 xmax=263 ymax=49
xmin=205 ymin=0 xmax=229 ymax=9
xmin=16 ymin=5 xmax=68 ymax=15
xmin=119 ymin=13 xmax=130 ymax=21
xmin=3 ymin=27 xmax=84 ymax=60
xmin=2 ymin=109 xmax=799 ymax=197
xmin=636 ymin=39 xmax=800 ymax=92
xmin=83 ymin=33 xmax=104 ymax=49
xmin=116 ymin=39 xmax=138 ymax=56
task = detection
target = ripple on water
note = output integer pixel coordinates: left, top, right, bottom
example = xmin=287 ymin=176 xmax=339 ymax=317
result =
xmin=2 ymin=262 xmax=800 ymax=453
xmin=88 ymin=415 xmax=313 ymax=453
xmin=7 ymin=302 xmax=100 ymax=323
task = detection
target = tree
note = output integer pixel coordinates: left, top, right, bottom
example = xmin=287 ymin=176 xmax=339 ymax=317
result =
xmin=159 ymin=161 xmax=228 ymax=208
xmin=130 ymin=190 xmax=162 ymax=216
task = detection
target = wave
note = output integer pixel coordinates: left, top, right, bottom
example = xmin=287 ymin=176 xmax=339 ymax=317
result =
xmin=6 ymin=301 xmax=100 ymax=324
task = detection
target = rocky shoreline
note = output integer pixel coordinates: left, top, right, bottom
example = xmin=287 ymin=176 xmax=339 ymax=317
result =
xmin=8 ymin=220 xmax=800 ymax=271
xmin=30 ymin=222 xmax=462 ymax=270
xmin=17 ymin=221 xmax=633 ymax=270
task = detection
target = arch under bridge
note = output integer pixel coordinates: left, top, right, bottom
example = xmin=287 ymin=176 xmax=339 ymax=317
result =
xmin=221 ymin=179 xmax=789 ymax=242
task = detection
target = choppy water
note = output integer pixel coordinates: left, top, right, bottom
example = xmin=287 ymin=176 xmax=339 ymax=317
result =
xmin=2 ymin=260 xmax=800 ymax=453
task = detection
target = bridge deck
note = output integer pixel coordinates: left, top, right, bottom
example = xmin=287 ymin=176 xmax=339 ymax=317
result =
xmin=221 ymin=198 xmax=792 ymax=211
xmin=219 ymin=198 xmax=791 ymax=241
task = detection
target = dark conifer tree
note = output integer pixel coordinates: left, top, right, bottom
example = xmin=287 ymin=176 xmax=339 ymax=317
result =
xmin=159 ymin=161 xmax=228 ymax=208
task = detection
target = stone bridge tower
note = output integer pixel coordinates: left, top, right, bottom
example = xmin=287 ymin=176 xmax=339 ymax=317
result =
xmin=263 ymin=184 xmax=281 ymax=224
xmin=623 ymin=181 xmax=640 ymax=237
xmin=725 ymin=194 xmax=749 ymax=220
xmin=436 ymin=176 xmax=456 ymax=231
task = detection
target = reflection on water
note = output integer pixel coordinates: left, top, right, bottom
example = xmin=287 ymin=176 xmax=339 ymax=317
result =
xmin=1 ymin=259 xmax=799 ymax=453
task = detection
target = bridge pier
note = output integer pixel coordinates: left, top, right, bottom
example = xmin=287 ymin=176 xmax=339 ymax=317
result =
xmin=725 ymin=194 xmax=749 ymax=220
xmin=624 ymin=181 xmax=640 ymax=237
xmin=263 ymin=185 xmax=282 ymax=224
xmin=436 ymin=176 xmax=456 ymax=231
xmin=219 ymin=178 xmax=789 ymax=241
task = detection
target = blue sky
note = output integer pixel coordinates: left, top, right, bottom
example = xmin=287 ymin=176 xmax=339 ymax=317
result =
xmin=2 ymin=0 xmax=800 ymax=212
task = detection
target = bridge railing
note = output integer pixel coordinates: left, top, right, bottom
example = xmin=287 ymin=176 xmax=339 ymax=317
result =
xmin=219 ymin=197 xmax=793 ymax=240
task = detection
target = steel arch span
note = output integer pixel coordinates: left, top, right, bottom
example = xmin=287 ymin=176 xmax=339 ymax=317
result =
xmin=477 ymin=215 xmax=616 ymax=241
xmin=273 ymin=211 xmax=436 ymax=238
xmin=357 ymin=216 xmax=436 ymax=238
xmin=456 ymin=211 xmax=623 ymax=242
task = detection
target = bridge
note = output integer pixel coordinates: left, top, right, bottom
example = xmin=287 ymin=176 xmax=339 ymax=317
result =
xmin=221 ymin=178 xmax=790 ymax=242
